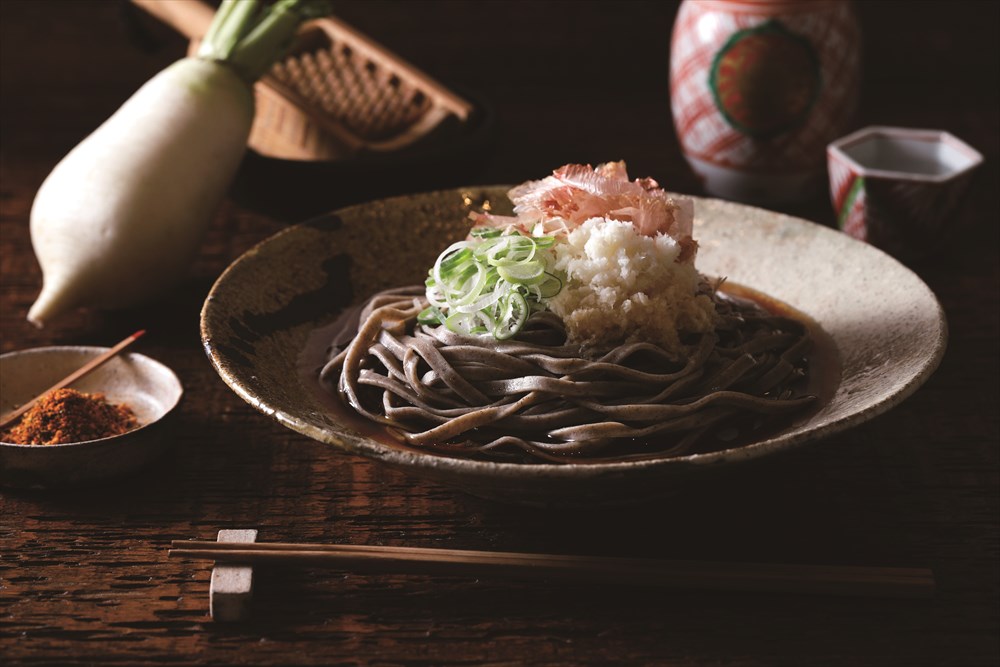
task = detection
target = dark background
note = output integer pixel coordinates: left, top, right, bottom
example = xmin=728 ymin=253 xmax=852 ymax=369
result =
xmin=1 ymin=1 xmax=998 ymax=665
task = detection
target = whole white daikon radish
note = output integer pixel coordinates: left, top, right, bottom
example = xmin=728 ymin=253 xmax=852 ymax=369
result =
xmin=27 ymin=0 xmax=326 ymax=327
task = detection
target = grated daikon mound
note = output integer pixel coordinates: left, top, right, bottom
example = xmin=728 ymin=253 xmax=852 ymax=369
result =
xmin=547 ymin=218 xmax=718 ymax=358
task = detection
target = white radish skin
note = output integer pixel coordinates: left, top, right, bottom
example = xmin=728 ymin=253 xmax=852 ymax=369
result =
xmin=28 ymin=58 xmax=254 ymax=327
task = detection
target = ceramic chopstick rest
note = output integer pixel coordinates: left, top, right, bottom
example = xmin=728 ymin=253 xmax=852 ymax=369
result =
xmin=209 ymin=529 xmax=258 ymax=622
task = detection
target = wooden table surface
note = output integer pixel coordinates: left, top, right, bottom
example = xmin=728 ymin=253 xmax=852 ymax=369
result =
xmin=2 ymin=1 xmax=997 ymax=665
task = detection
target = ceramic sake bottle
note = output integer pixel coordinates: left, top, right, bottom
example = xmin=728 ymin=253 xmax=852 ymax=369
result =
xmin=670 ymin=0 xmax=861 ymax=205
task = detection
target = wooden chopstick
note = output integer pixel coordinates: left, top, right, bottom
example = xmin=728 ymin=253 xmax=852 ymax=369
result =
xmin=169 ymin=540 xmax=935 ymax=599
xmin=0 ymin=330 xmax=146 ymax=429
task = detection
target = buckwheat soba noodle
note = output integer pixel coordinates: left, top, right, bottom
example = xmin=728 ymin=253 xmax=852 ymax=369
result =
xmin=319 ymin=162 xmax=818 ymax=464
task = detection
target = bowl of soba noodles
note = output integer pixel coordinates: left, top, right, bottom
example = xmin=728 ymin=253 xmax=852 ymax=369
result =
xmin=200 ymin=162 xmax=946 ymax=506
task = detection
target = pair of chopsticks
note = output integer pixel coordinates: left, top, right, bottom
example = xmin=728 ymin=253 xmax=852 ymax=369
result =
xmin=169 ymin=540 xmax=936 ymax=598
xmin=0 ymin=330 xmax=146 ymax=429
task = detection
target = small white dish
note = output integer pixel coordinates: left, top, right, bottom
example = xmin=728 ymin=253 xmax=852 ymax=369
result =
xmin=0 ymin=346 xmax=183 ymax=489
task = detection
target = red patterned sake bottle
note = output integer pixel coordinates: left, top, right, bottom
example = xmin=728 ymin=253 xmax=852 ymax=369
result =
xmin=670 ymin=0 xmax=860 ymax=205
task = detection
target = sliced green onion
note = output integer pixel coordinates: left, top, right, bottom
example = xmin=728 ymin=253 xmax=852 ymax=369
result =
xmin=497 ymin=261 xmax=545 ymax=283
xmin=470 ymin=227 xmax=502 ymax=239
xmin=536 ymin=272 xmax=563 ymax=299
xmin=493 ymin=292 xmax=529 ymax=340
xmin=423 ymin=229 xmax=563 ymax=340
xmin=417 ymin=305 xmax=444 ymax=325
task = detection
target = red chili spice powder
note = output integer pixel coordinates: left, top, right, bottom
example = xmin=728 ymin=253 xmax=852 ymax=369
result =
xmin=2 ymin=388 xmax=138 ymax=445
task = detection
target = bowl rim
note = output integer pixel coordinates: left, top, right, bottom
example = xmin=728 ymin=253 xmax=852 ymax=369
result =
xmin=0 ymin=345 xmax=184 ymax=449
xmin=200 ymin=187 xmax=948 ymax=480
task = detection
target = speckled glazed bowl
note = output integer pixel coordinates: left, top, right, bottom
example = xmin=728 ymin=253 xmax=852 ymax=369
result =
xmin=201 ymin=187 xmax=946 ymax=506
xmin=0 ymin=347 xmax=183 ymax=489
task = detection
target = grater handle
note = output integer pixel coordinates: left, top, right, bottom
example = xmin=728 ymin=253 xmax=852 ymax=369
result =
xmin=131 ymin=0 xmax=214 ymax=40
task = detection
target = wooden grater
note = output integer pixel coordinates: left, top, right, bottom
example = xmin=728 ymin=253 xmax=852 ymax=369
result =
xmin=132 ymin=0 xmax=475 ymax=161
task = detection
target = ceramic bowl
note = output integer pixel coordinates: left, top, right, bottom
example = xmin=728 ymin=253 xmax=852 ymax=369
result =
xmin=201 ymin=187 xmax=947 ymax=507
xmin=0 ymin=347 xmax=183 ymax=489
xmin=827 ymin=125 xmax=983 ymax=260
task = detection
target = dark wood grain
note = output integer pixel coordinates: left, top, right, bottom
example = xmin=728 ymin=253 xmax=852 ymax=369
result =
xmin=1 ymin=1 xmax=997 ymax=665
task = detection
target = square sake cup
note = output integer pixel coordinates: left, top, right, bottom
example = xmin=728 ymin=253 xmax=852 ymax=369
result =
xmin=827 ymin=126 xmax=983 ymax=260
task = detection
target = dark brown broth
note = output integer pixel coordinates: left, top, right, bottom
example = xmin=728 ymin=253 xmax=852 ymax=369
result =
xmin=716 ymin=281 xmax=841 ymax=406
